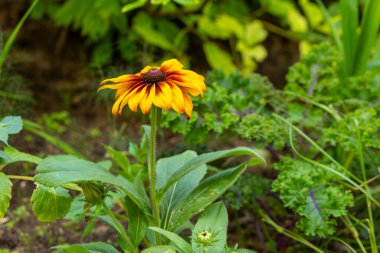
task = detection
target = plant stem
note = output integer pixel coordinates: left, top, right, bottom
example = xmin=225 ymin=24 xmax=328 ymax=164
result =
xmin=355 ymin=121 xmax=377 ymax=253
xmin=102 ymin=201 xmax=135 ymax=253
xmin=341 ymin=216 xmax=367 ymax=253
xmin=7 ymin=175 xmax=82 ymax=191
xmin=149 ymin=106 xmax=161 ymax=244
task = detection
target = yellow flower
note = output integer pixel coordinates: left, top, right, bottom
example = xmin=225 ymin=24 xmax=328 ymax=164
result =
xmin=98 ymin=59 xmax=206 ymax=118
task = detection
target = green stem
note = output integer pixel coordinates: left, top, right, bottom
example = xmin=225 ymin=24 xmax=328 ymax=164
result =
xmin=149 ymin=106 xmax=161 ymax=244
xmin=341 ymin=216 xmax=367 ymax=253
xmin=355 ymin=121 xmax=377 ymax=253
xmin=7 ymin=175 xmax=82 ymax=191
xmin=102 ymin=201 xmax=135 ymax=253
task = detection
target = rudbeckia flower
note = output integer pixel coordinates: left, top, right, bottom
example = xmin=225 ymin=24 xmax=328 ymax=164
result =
xmin=98 ymin=59 xmax=206 ymax=118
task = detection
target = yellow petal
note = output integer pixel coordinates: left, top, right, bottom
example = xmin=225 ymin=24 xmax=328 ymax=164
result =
xmin=140 ymin=66 xmax=152 ymax=74
xmin=183 ymin=91 xmax=193 ymax=119
xmin=128 ymin=86 xmax=145 ymax=112
xmin=118 ymin=85 xmax=143 ymax=114
xmin=153 ymin=82 xmax=172 ymax=110
xmin=160 ymin=59 xmax=183 ymax=72
xmin=112 ymin=91 xmax=130 ymax=115
xmin=139 ymin=85 xmax=156 ymax=114
xmin=169 ymin=83 xmax=185 ymax=114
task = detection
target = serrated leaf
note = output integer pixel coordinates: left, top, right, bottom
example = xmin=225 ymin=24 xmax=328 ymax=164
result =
xmin=149 ymin=227 xmax=193 ymax=253
xmin=192 ymin=202 xmax=227 ymax=253
xmin=169 ymin=163 xmax=247 ymax=230
xmin=0 ymin=172 xmax=12 ymax=218
xmin=31 ymin=184 xmax=72 ymax=222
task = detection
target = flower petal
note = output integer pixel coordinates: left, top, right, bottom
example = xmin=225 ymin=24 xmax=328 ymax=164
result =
xmin=170 ymin=83 xmax=185 ymax=113
xmin=128 ymin=86 xmax=145 ymax=112
xmin=153 ymin=82 xmax=172 ymax=110
xmin=183 ymin=91 xmax=193 ymax=119
xmin=100 ymin=74 xmax=140 ymax=85
xmin=160 ymin=59 xmax=184 ymax=72
xmin=139 ymin=85 xmax=156 ymax=114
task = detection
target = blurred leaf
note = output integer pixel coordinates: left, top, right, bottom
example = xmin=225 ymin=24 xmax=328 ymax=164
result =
xmin=31 ymin=184 xmax=72 ymax=222
xmin=173 ymin=0 xmax=199 ymax=5
xmin=122 ymin=0 xmax=147 ymax=13
xmin=132 ymin=12 xmax=172 ymax=50
xmin=0 ymin=172 xmax=12 ymax=218
xmin=0 ymin=116 xmax=23 ymax=145
xmin=0 ymin=146 xmax=42 ymax=165
xmin=91 ymin=40 xmax=113 ymax=66
xmin=203 ymin=42 xmax=236 ymax=74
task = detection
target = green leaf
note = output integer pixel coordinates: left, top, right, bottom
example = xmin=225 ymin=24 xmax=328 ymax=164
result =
xmin=141 ymin=246 xmax=177 ymax=253
xmin=35 ymin=155 xmax=148 ymax=210
xmin=0 ymin=172 xmax=12 ymax=218
xmin=203 ymin=42 xmax=237 ymax=74
xmin=98 ymin=215 xmax=130 ymax=251
xmin=149 ymin=227 xmax=193 ymax=253
xmin=353 ymin=0 xmax=380 ymax=75
xmin=125 ymin=196 xmax=149 ymax=248
xmin=53 ymin=242 xmax=120 ymax=253
xmin=158 ymin=150 xmax=207 ymax=213
xmin=105 ymin=146 xmax=130 ymax=171
xmin=0 ymin=116 xmax=23 ymax=145
xmin=169 ymin=163 xmax=247 ymax=230
xmin=192 ymin=202 xmax=228 ymax=253
xmin=0 ymin=146 xmax=42 ymax=165
xmin=132 ymin=12 xmax=172 ymax=50
xmin=31 ymin=184 xmax=72 ymax=222
xmin=158 ymin=147 xmax=264 ymax=201
xmin=121 ymin=0 xmax=146 ymax=13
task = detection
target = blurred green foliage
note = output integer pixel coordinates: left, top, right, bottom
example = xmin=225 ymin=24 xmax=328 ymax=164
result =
xmin=30 ymin=0 xmax=330 ymax=72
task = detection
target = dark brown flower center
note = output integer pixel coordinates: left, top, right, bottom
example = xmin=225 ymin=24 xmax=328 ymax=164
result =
xmin=142 ymin=68 xmax=166 ymax=84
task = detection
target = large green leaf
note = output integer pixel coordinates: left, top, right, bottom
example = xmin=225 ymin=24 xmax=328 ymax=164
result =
xmin=158 ymin=147 xmax=264 ymax=201
xmin=192 ymin=202 xmax=228 ymax=253
xmin=125 ymin=196 xmax=149 ymax=248
xmin=149 ymin=227 xmax=193 ymax=253
xmin=31 ymin=184 xmax=72 ymax=222
xmin=0 ymin=146 xmax=42 ymax=165
xmin=34 ymin=155 xmax=148 ymax=209
xmin=169 ymin=163 xmax=247 ymax=230
xmin=0 ymin=172 xmax=12 ymax=218
xmin=157 ymin=151 xmax=207 ymax=221
xmin=53 ymin=242 xmax=120 ymax=253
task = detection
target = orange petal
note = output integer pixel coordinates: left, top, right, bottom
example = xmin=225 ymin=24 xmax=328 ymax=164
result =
xmin=169 ymin=83 xmax=185 ymax=114
xmin=100 ymin=74 xmax=139 ymax=85
xmin=153 ymin=82 xmax=172 ymax=110
xmin=139 ymin=85 xmax=156 ymax=114
xmin=183 ymin=91 xmax=193 ymax=119
xmin=160 ymin=59 xmax=184 ymax=72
